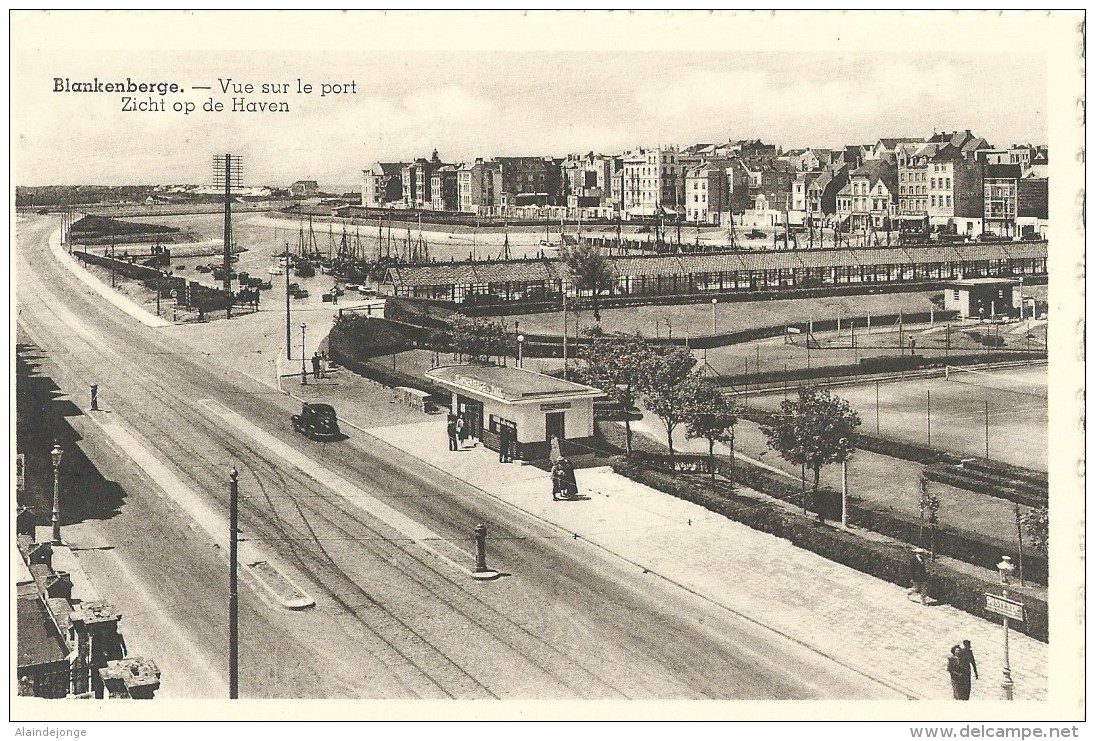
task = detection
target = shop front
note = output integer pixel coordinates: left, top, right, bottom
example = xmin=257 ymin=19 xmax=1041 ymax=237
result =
xmin=426 ymin=364 xmax=604 ymax=461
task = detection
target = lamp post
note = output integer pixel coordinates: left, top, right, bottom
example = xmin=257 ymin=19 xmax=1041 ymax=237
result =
xmin=711 ymin=297 xmax=718 ymax=335
xmin=300 ymin=323 xmax=308 ymax=385
xmin=998 ymin=556 xmax=1016 ymax=700
xmin=50 ymin=444 xmax=63 ymax=544
xmin=1018 ymin=276 xmax=1024 ymax=321
xmin=517 ymin=334 xmax=524 ymax=368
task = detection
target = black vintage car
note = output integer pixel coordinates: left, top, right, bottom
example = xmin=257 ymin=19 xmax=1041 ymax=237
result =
xmin=291 ymin=403 xmax=341 ymax=441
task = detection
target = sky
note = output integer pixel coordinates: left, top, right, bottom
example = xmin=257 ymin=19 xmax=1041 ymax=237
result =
xmin=13 ymin=42 xmax=1049 ymax=189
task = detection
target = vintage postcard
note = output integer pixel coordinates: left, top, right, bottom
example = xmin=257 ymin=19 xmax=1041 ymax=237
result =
xmin=9 ymin=9 xmax=1085 ymax=729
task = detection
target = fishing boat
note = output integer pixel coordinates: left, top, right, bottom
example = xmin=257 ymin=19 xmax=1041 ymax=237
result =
xmin=268 ymin=265 xmax=284 ymax=275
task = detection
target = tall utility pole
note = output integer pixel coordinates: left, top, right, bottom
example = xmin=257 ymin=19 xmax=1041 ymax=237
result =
xmin=214 ymin=154 xmax=243 ymax=319
xmin=284 ymin=242 xmax=292 ymax=359
xmin=228 ymin=467 xmax=239 ymax=700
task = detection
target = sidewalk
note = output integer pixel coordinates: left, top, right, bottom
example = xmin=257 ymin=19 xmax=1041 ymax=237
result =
xmin=361 ymin=414 xmax=1048 ymax=701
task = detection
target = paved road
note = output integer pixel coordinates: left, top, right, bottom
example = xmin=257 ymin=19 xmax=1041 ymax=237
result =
xmin=16 ymin=214 xmax=899 ymax=700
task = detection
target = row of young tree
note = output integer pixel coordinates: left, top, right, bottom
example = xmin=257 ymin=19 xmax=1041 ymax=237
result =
xmin=578 ymin=331 xmax=862 ymax=508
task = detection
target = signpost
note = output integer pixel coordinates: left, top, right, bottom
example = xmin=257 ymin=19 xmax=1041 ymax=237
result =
xmin=984 ymin=593 xmax=1025 ymax=622
xmin=990 ymin=556 xmax=1022 ymax=700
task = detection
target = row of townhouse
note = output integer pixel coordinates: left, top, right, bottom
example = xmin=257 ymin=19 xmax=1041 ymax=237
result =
xmin=361 ymin=134 xmax=1047 ymax=236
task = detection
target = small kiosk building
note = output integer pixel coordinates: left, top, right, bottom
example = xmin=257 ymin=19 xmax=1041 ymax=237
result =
xmin=943 ymin=277 xmax=1020 ymax=320
xmin=426 ymin=364 xmax=603 ymax=461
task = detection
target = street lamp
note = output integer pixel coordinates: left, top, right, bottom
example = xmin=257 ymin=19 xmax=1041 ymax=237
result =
xmin=517 ymin=334 xmax=524 ymax=368
xmin=711 ymin=298 xmax=718 ymax=335
xmin=50 ymin=444 xmax=63 ymax=544
xmin=300 ymin=323 xmax=308 ymax=386
xmin=998 ymin=556 xmax=1016 ymax=700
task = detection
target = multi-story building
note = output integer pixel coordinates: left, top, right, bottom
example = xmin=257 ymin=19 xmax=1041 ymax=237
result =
xmin=805 ymin=164 xmax=850 ymax=226
xmin=982 ymin=164 xmax=1022 ymax=237
xmin=495 ymin=156 xmax=562 ymax=208
xmin=429 ymin=165 xmax=459 ymax=212
xmin=620 ymin=146 xmax=684 ymax=217
xmin=741 ymin=158 xmax=793 ymax=212
xmin=1017 ymin=174 xmax=1048 ymax=237
xmin=897 ymin=142 xmax=985 ymax=232
xmin=835 ymin=160 xmax=898 ymax=230
xmin=724 ymin=159 xmax=753 ymax=213
xmin=361 ymin=162 xmax=406 ymax=207
xmin=561 ymin=152 xmax=618 ymax=207
xmin=457 ymin=158 xmax=502 ymax=214
xmin=401 ymin=153 xmax=445 ymax=209
xmin=684 ymin=165 xmax=726 ymax=224
xmin=792 ymin=171 xmax=821 ymax=211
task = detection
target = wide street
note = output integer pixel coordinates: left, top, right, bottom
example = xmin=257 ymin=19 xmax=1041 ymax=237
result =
xmin=15 ymin=214 xmax=900 ymax=700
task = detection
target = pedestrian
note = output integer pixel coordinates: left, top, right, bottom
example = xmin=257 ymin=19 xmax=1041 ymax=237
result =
xmin=960 ymin=639 xmax=979 ymax=699
xmin=551 ymin=458 xmax=566 ymax=501
xmin=559 ymin=457 xmax=578 ymax=499
xmin=908 ymin=547 xmax=930 ymax=605
xmin=319 ymin=353 xmax=328 ymax=379
xmin=446 ymin=414 xmax=458 ymax=451
xmin=498 ymin=424 xmax=509 ymax=463
xmin=311 ymin=352 xmax=321 ymax=380
xmin=90 ymin=384 xmax=99 ymax=411
xmin=455 ymin=416 xmax=465 ymax=447
xmin=947 ymin=645 xmax=969 ymax=700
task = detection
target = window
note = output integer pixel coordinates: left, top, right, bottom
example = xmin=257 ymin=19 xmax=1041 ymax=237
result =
xmin=930 ymin=195 xmax=936 ymax=207
xmin=953 ymin=290 xmax=960 ymax=301
xmin=946 ymin=178 xmax=951 ymax=189
xmin=946 ymin=195 xmax=952 ymax=207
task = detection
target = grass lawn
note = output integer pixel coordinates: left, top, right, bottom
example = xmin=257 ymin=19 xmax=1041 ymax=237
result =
xmin=626 ymin=405 xmax=1026 ymax=546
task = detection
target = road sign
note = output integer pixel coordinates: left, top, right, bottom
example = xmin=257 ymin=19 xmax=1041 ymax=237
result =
xmin=16 ymin=453 xmax=24 ymax=492
xmin=985 ymin=593 xmax=1025 ymax=622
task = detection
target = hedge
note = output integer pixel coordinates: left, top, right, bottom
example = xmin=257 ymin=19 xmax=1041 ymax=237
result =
xmin=924 ymin=466 xmax=1047 ymax=509
xmin=611 ymin=456 xmax=1047 ymax=642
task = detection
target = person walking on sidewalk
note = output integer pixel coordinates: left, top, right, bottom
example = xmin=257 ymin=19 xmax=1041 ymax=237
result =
xmin=908 ymin=547 xmax=930 ymax=605
xmin=554 ymin=457 xmax=578 ymax=499
xmin=947 ymin=645 xmax=970 ymax=700
xmin=311 ymin=352 xmax=321 ymax=380
xmin=959 ymin=639 xmax=979 ymax=699
xmin=498 ymin=424 xmax=512 ymax=463
xmin=446 ymin=414 xmax=459 ymax=451
xmin=455 ymin=416 xmax=465 ymax=448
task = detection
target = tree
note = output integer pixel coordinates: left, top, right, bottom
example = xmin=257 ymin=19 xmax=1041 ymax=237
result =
xmin=560 ymin=242 xmax=614 ymax=322
xmin=640 ymin=347 xmax=697 ymax=468
xmin=683 ymin=377 xmax=738 ymax=482
xmin=579 ymin=331 xmax=650 ymax=456
xmin=918 ymin=475 xmax=941 ymax=558
xmin=1021 ymin=505 xmax=1048 ymax=555
xmin=449 ymin=315 xmax=512 ymax=363
xmin=759 ymin=386 xmax=861 ymax=516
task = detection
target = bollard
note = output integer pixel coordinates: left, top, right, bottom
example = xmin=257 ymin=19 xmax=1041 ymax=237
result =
xmin=474 ymin=524 xmax=487 ymax=572
xmin=301 ymin=368 xmax=308 ymax=386
xmin=90 ymin=384 xmax=99 ymax=411
xmin=471 ymin=523 xmax=500 ymax=581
